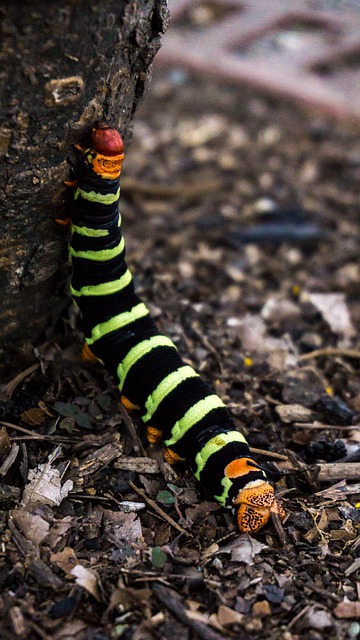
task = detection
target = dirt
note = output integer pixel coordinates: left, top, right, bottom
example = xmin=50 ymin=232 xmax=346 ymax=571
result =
xmin=1 ymin=68 xmax=360 ymax=640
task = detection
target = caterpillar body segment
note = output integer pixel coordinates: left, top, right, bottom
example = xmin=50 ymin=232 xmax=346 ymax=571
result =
xmin=69 ymin=126 xmax=283 ymax=533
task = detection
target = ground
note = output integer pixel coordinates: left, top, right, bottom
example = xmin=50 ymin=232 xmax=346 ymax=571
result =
xmin=1 ymin=67 xmax=360 ymax=640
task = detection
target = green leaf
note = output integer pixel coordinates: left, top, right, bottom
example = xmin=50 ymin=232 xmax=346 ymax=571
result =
xmin=151 ymin=546 xmax=167 ymax=568
xmin=156 ymin=490 xmax=175 ymax=505
xmin=59 ymin=417 xmax=75 ymax=433
xmin=54 ymin=401 xmax=93 ymax=429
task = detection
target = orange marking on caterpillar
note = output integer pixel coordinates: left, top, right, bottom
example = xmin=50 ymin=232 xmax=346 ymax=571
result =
xmin=81 ymin=344 xmax=100 ymax=363
xmin=121 ymin=395 xmax=140 ymax=413
xmin=163 ymin=447 xmax=184 ymax=465
xmin=89 ymin=127 xmax=125 ymax=179
xmin=147 ymin=425 xmax=163 ymax=444
xmin=225 ymin=457 xmax=260 ymax=478
xmin=55 ymin=217 xmax=72 ymax=226
xmin=234 ymin=480 xmax=285 ymax=533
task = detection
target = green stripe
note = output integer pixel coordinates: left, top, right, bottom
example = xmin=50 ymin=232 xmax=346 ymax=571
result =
xmin=194 ymin=431 xmax=247 ymax=481
xmin=215 ymin=468 xmax=266 ymax=508
xmin=142 ymin=365 xmax=199 ymax=423
xmin=69 ymin=236 xmax=125 ymax=261
xmin=74 ymin=186 xmax=120 ymax=204
xmin=70 ymin=269 xmax=132 ymax=297
xmin=117 ymin=335 xmax=176 ymax=389
xmin=86 ymin=302 xmax=149 ymax=345
xmin=164 ymin=395 xmax=225 ymax=447
xmin=71 ymin=223 xmax=110 ymax=238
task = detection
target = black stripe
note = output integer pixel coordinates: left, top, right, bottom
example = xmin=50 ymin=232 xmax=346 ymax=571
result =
xmin=121 ymin=346 xmax=185 ymax=411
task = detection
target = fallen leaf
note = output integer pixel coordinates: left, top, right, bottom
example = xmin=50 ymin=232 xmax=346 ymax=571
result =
xmin=306 ymin=605 xmax=333 ymax=629
xmin=22 ymin=461 xmax=73 ymax=508
xmin=108 ymin=586 xmax=152 ymax=611
xmin=10 ymin=510 xmax=50 ymax=546
xmin=103 ymin=509 xmax=143 ymax=544
xmin=252 ymin=601 xmax=271 ymax=618
xmin=51 ymin=547 xmax=78 ymax=579
xmin=45 ymin=516 xmax=74 ymax=549
xmin=70 ymin=564 xmax=102 ymax=602
xmin=228 ymin=535 xmax=268 ymax=565
xmin=304 ymin=292 xmax=355 ymax=339
xmin=216 ymin=604 xmax=244 ymax=626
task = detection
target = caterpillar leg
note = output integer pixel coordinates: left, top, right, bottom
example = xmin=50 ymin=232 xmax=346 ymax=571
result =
xmin=81 ymin=343 xmax=101 ymax=364
xmin=163 ymin=447 xmax=185 ymax=465
xmin=121 ymin=395 xmax=140 ymax=414
xmin=146 ymin=425 xmax=163 ymax=445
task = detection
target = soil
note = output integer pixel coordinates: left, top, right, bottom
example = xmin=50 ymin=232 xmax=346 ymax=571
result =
xmin=1 ymin=68 xmax=360 ymax=640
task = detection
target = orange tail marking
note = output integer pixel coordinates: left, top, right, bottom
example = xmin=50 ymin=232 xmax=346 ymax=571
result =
xmin=235 ymin=480 xmax=285 ymax=533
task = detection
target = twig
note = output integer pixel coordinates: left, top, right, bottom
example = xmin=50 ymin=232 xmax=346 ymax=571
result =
xmin=121 ymin=175 xmax=224 ymax=200
xmin=1 ymin=421 xmax=80 ymax=443
xmin=287 ymin=604 xmax=310 ymax=630
xmin=317 ymin=462 xmax=360 ymax=482
xmin=293 ymin=422 xmax=360 ymax=430
xmin=152 ymin=583 xmax=234 ymax=640
xmin=299 ymin=347 xmax=360 ymax=361
xmin=129 ymin=481 xmax=190 ymax=538
xmin=1 ymin=363 xmax=39 ymax=401
xmin=249 ymin=447 xmax=288 ymax=461
xmin=118 ymin=404 xmax=146 ymax=456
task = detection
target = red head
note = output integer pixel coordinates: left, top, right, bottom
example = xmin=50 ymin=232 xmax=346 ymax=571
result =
xmin=90 ymin=127 xmax=125 ymax=178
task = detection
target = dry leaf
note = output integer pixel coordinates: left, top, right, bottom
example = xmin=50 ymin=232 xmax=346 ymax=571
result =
xmin=108 ymin=586 xmax=151 ymax=611
xmin=306 ymin=605 xmax=333 ymax=629
xmin=103 ymin=510 xmax=142 ymax=544
xmin=304 ymin=292 xmax=355 ymax=339
xmin=51 ymin=547 xmax=78 ymax=579
xmin=10 ymin=510 xmax=50 ymax=546
xmin=228 ymin=535 xmax=268 ymax=565
xmin=0 ymin=426 xmax=11 ymax=458
xmin=216 ymin=604 xmax=244 ymax=626
xmin=45 ymin=516 xmax=74 ymax=549
xmin=20 ymin=407 xmax=46 ymax=426
xmin=22 ymin=462 xmax=73 ymax=507
xmin=70 ymin=564 xmax=102 ymax=602
xmin=252 ymin=601 xmax=271 ymax=618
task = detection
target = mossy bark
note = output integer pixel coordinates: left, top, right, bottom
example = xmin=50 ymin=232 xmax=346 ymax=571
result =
xmin=0 ymin=0 xmax=168 ymax=375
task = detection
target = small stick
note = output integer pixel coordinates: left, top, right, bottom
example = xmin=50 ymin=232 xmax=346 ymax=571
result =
xmin=129 ymin=481 xmax=190 ymax=538
xmin=299 ymin=348 xmax=360 ymax=361
xmin=1 ymin=363 xmax=39 ymax=401
xmin=249 ymin=447 xmax=288 ymax=461
xmin=293 ymin=422 xmax=360 ymax=430
xmin=118 ymin=404 xmax=146 ymax=456
xmin=317 ymin=462 xmax=360 ymax=482
xmin=152 ymin=583 xmax=233 ymax=640
xmin=1 ymin=421 xmax=80 ymax=443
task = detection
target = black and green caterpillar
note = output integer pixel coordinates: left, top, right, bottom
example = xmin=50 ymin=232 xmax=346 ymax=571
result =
xmin=68 ymin=126 xmax=284 ymax=533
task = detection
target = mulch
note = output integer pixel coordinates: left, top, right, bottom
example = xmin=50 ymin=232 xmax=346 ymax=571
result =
xmin=0 ymin=68 xmax=360 ymax=640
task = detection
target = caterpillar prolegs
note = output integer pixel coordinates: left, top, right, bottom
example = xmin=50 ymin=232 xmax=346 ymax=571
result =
xmin=69 ymin=126 xmax=284 ymax=533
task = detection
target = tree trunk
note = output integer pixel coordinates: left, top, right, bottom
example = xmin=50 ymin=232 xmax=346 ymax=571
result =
xmin=0 ymin=0 xmax=168 ymax=375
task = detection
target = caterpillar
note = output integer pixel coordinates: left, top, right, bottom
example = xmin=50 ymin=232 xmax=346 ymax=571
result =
xmin=68 ymin=125 xmax=284 ymax=533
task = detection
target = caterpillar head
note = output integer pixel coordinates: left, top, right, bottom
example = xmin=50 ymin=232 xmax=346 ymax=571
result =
xmin=234 ymin=479 xmax=285 ymax=533
xmin=90 ymin=127 xmax=125 ymax=179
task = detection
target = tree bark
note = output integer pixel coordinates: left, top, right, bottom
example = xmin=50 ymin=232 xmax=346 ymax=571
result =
xmin=0 ymin=0 xmax=168 ymax=375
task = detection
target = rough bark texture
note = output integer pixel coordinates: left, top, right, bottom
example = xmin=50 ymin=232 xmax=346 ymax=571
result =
xmin=0 ymin=0 xmax=168 ymax=375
